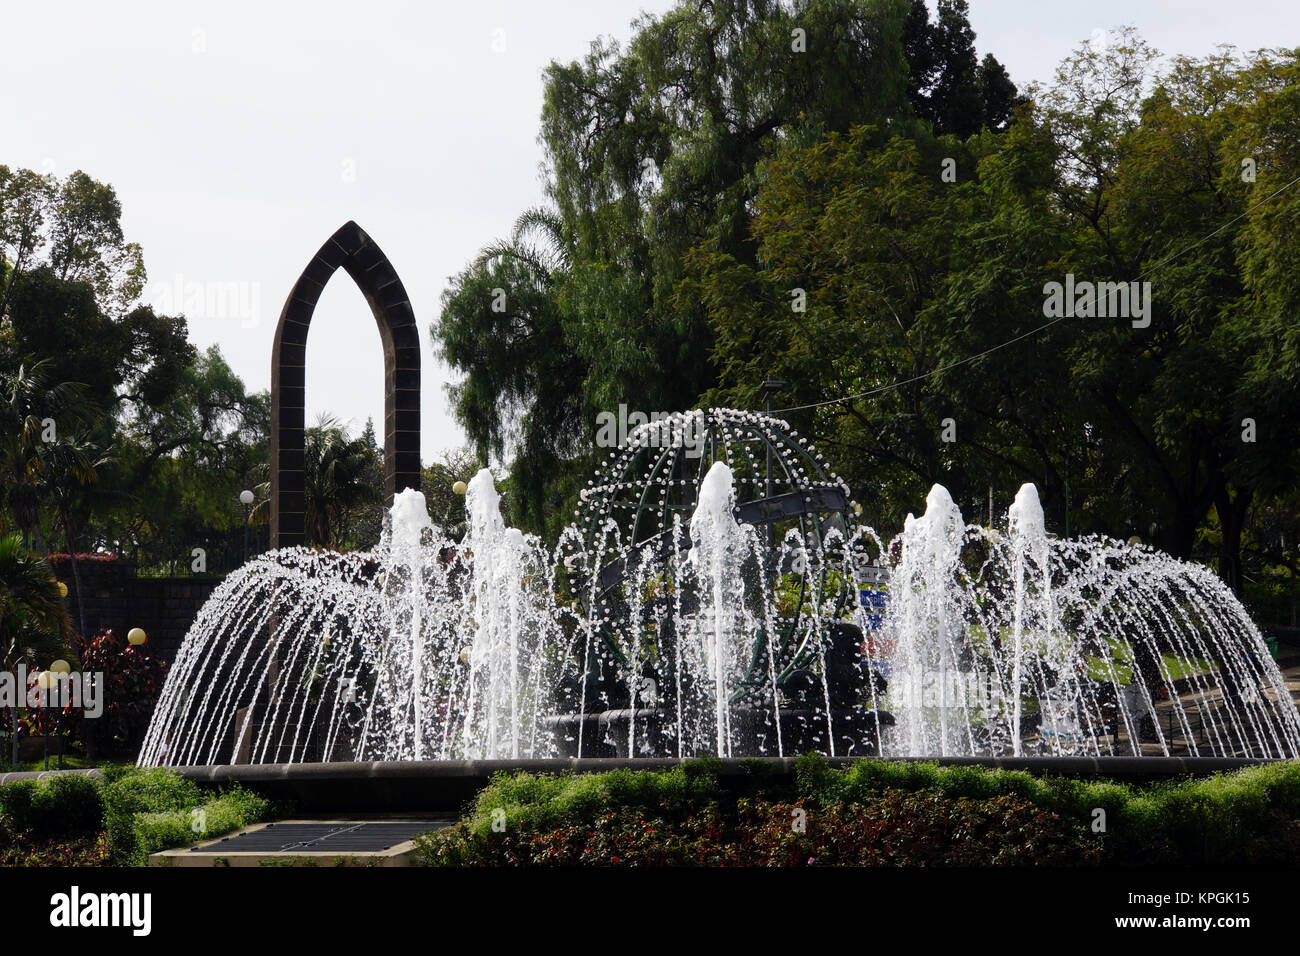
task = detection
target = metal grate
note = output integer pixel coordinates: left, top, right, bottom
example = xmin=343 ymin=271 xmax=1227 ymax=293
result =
xmin=192 ymin=820 xmax=451 ymax=853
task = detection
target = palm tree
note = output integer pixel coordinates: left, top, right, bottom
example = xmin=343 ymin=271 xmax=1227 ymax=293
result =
xmin=250 ymin=416 xmax=381 ymax=549
xmin=0 ymin=532 xmax=71 ymax=763
xmin=477 ymin=207 xmax=572 ymax=280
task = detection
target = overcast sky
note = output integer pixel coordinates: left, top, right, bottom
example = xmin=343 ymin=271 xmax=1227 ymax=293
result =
xmin=6 ymin=1 xmax=1298 ymax=463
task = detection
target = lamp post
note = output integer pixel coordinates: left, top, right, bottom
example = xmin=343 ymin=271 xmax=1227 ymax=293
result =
xmin=36 ymin=671 xmax=52 ymax=770
xmin=239 ymin=489 xmax=255 ymax=564
xmin=50 ymin=660 xmax=70 ymax=769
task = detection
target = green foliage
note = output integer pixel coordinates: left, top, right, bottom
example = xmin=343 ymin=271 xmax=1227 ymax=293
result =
xmin=415 ymin=757 xmax=1300 ymax=866
xmin=0 ymin=766 xmax=273 ymax=866
xmin=1 ymin=164 xmax=270 ymax=579
xmin=100 ymin=766 xmax=205 ymax=857
xmin=99 ymin=766 xmax=271 ymax=865
xmin=128 ymin=788 xmax=271 ymax=866
xmin=249 ymin=414 xmax=381 ymax=551
xmin=0 ymin=773 xmax=103 ymax=836
xmin=456 ymin=761 xmax=726 ymax=841
xmin=439 ymin=0 xmax=1001 ymax=535
xmin=0 ymin=167 xmax=145 ymax=318
xmin=431 ymin=10 xmax=1300 ymax=612
xmin=905 ymin=0 xmax=1015 ymax=136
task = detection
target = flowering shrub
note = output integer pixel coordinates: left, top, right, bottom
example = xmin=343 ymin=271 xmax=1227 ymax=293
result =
xmin=69 ymin=629 xmax=167 ymax=758
xmin=0 ymin=831 xmax=112 ymax=866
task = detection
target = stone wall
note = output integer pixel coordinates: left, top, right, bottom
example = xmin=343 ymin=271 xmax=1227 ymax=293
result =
xmin=49 ymin=557 xmax=220 ymax=665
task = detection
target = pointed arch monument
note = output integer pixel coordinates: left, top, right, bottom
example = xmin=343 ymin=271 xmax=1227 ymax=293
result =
xmin=270 ymin=221 xmax=421 ymax=548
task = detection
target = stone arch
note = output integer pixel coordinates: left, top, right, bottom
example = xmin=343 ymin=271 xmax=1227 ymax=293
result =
xmin=270 ymin=221 xmax=420 ymax=548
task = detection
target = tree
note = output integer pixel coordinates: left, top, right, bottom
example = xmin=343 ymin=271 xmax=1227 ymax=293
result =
xmin=684 ymin=117 xmax=1082 ymax=527
xmin=37 ymin=435 xmax=109 ymax=638
xmin=902 ymin=0 xmax=939 ymax=118
xmin=4 ymin=267 xmax=192 ymax=415
xmin=436 ymin=208 xmax=586 ymax=534
xmin=928 ymin=0 xmax=983 ymax=137
xmin=978 ymin=53 xmax=1018 ymax=131
xmin=99 ymin=346 xmax=268 ymax=573
xmin=0 ymin=532 xmax=70 ymax=763
xmin=438 ymin=0 xmax=920 ymax=532
xmin=1 ymin=164 xmax=270 ymax=576
xmin=0 ymin=168 xmax=144 ymax=319
xmin=0 ymin=361 xmax=95 ymax=551
xmin=0 ymin=168 xmax=53 ymax=320
xmin=306 ymin=418 xmax=382 ymax=550
xmin=902 ymin=0 xmax=1017 ymax=136
xmin=1031 ymin=36 xmax=1300 ymax=584
xmin=421 ymin=447 xmax=480 ymax=538
xmin=692 ymin=31 xmax=1300 ymax=597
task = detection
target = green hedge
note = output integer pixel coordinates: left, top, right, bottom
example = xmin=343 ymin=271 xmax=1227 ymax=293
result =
xmin=0 ymin=767 xmax=274 ymax=865
xmin=124 ymin=789 xmax=271 ymax=866
xmin=414 ymin=756 xmax=1300 ymax=866
xmin=796 ymin=755 xmax=1300 ymax=864
xmin=0 ymin=774 xmax=104 ymax=837
xmin=100 ymin=767 xmax=272 ymax=865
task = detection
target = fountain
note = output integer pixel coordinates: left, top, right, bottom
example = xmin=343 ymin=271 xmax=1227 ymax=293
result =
xmin=545 ymin=408 xmax=889 ymax=758
xmin=880 ymin=481 xmax=1300 ymax=759
xmin=138 ymin=472 xmax=562 ymax=765
xmin=140 ymin=411 xmax=1300 ymax=766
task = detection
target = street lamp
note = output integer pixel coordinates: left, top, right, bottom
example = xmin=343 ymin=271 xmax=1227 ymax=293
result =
xmin=239 ymin=489 xmax=255 ymax=564
xmin=127 ymin=627 xmax=147 ymax=646
xmin=49 ymin=661 xmax=70 ymax=769
xmin=37 ymin=667 xmax=70 ymax=770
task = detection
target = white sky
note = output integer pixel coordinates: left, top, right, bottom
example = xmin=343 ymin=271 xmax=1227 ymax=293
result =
xmin=5 ymin=0 xmax=1297 ymax=463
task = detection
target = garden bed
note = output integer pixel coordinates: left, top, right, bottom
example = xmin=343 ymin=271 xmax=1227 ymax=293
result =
xmin=413 ymin=755 xmax=1300 ymax=866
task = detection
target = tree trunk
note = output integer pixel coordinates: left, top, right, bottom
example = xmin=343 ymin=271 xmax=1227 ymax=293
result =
xmin=66 ymin=524 xmax=89 ymax=639
xmin=1159 ymin=505 xmax=1199 ymax=561
xmin=1215 ymin=484 xmax=1251 ymax=598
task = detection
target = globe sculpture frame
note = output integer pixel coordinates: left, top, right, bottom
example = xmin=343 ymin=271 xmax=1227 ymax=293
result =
xmin=550 ymin=408 xmax=891 ymax=757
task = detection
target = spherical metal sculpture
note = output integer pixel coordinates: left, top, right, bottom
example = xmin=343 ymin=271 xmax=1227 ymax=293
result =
xmin=555 ymin=408 xmax=876 ymax=756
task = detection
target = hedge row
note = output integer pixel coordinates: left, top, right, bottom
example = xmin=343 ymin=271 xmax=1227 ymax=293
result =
xmin=0 ymin=767 xmax=273 ymax=865
xmin=414 ymin=756 xmax=1300 ymax=866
